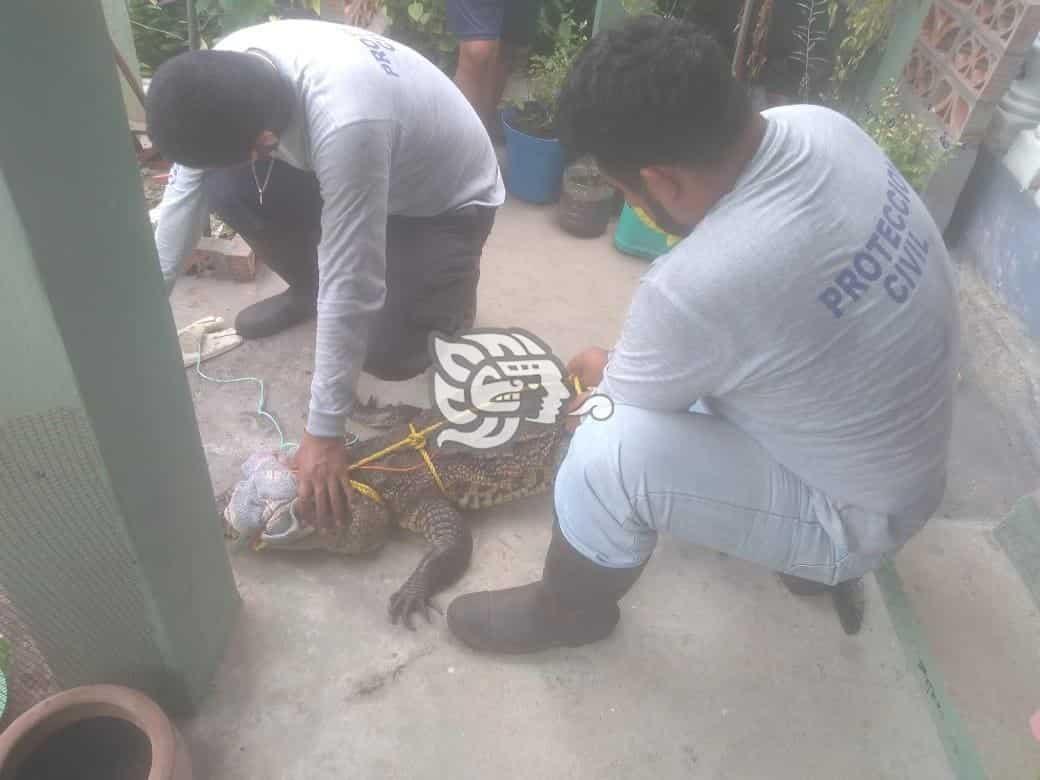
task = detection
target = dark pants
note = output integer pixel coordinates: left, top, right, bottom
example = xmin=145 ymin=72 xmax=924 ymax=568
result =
xmin=446 ymin=0 xmax=542 ymax=44
xmin=204 ymin=160 xmax=496 ymax=380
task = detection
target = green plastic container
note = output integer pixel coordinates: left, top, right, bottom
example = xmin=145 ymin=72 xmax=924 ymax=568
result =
xmin=613 ymin=203 xmax=681 ymax=260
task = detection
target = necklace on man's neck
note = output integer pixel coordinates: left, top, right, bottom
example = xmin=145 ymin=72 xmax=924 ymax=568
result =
xmin=252 ymin=158 xmax=274 ymax=206
xmin=245 ymin=48 xmax=284 ymax=207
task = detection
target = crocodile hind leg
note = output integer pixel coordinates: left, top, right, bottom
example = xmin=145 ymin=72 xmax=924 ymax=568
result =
xmin=389 ymin=497 xmax=473 ymax=630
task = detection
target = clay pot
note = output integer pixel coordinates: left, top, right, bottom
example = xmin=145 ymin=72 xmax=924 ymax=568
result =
xmin=557 ymin=158 xmax=618 ymax=239
xmin=0 ymin=684 xmax=191 ymax=780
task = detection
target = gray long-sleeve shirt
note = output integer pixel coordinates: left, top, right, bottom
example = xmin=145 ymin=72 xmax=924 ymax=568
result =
xmin=153 ymin=20 xmax=504 ymax=437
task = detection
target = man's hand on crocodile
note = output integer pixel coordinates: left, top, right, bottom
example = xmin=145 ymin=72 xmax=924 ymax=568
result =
xmin=567 ymin=346 xmax=610 ymax=390
xmin=293 ymin=431 xmax=352 ymax=533
xmin=565 ymin=346 xmax=610 ymax=433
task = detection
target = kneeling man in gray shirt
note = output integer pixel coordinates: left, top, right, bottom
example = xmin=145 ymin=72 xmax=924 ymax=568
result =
xmin=146 ymin=19 xmax=504 ymax=530
xmin=446 ymin=16 xmax=960 ymax=652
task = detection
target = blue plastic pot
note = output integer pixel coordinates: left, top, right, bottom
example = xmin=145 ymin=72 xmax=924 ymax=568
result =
xmin=501 ymin=108 xmax=565 ymax=204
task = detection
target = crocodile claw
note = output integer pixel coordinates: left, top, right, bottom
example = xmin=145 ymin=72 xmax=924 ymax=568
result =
xmin=348 ymin=394 xmax=426 ymax=430
xmin=389 ymin=585 xmax=442 ymax=631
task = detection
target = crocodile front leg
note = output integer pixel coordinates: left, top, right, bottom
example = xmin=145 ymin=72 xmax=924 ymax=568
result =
xmin=389 ymin=497 xmax=473 ymax=630
xmin=346 ymin=393 xmax=426 ymax=430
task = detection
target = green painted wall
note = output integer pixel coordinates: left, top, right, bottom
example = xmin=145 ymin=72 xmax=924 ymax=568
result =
xmin=0 ymin=0 xmax=239 ymax=715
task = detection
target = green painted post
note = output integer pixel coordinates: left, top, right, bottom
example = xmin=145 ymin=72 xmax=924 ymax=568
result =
xmin=866 ymin=0 xmax=932 ymax=105
xmin=0 ymin=1 xmax=240 ymax=715
xmin=187 ymin=0 xmax=201 ymax=51
xmin=593 ymin=0 xmax=630 ymax=35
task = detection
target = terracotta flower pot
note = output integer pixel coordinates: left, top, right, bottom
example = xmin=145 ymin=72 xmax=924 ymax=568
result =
xmin=0 ymin=684 xmax=191 ymax=779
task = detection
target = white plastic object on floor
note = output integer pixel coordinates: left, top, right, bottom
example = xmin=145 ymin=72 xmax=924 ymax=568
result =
xmin=177 ymin=315 xmax=242 ymax=368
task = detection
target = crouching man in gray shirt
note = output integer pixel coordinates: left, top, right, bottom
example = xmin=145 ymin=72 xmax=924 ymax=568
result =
xmin=146 ymin=19 xmax=503 ymax=530
xmin=446 ymin=16 xmax=960 ymax=652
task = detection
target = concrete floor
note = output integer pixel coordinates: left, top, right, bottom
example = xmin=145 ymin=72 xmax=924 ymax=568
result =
xmin=170 ymin=198 xmax=1040 ymax=779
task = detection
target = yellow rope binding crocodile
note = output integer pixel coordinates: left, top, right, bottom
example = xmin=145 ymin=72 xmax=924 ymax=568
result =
xmin=341 ymin=375 xmax=587 ymax=504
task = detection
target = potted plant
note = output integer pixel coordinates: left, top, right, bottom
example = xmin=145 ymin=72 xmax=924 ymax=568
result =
xmin=501 ymin=15 xmax=587 ymax=204
xmin=558 ymin=155 xmax=618 ymax=238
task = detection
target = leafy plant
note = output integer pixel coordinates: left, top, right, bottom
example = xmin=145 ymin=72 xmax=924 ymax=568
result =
xmin=857 ymin=82 xmax=956 ymax=192
xmin=128 ymin=0 xmax=281 ymax=76
xmin=533 ymin=0 xmax=597 ymax=56
xmin=383 ymin=0 xmax=457 ymax=72
xmin=128 ymin=0 xmax=222 ymax=75
xmin=791 ymin=0 xmax=828 ymax=100
xmin=827 ymin=0 xmax=900 ymax=87
xmin=511 ymin=12 xmax=588 ymax=136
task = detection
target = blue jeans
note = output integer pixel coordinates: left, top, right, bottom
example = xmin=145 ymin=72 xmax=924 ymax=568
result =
xmin=553 ymin=404 xmax=918 ymax=584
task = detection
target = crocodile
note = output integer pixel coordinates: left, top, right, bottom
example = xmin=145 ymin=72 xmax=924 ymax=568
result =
xmin=223 ymin=404 xmax=572 ymax=630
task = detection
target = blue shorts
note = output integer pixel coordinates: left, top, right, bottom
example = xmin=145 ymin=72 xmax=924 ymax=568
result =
xmin=446 ymin=0 xmax=542 ymax=46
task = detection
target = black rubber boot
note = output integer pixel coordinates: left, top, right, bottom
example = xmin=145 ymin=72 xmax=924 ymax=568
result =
xmin=446 ymin=520 xmax=647 ymax=654
xmin=831 ymin=578 xmax=866 ymax=636
xmin=778 ymin=572 xmax=833 ymax=596
xmin=779 ymin=572 xmax=866 ymax=635
xmin=234 ymin=288 xmax=316 ymax=340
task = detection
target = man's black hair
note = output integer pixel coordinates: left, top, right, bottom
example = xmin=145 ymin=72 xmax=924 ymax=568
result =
xmin=146 ymin=49 xmax=292 ymax=168
xmin=556 ymin=15 xmax=753 ymax=183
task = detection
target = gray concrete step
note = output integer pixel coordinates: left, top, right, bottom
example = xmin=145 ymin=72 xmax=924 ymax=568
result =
xmin=883 ymin=514 xmax=1040 ymax=779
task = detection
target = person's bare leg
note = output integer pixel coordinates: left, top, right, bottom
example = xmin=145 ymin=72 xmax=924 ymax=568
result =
xmin=489 ymin=42 xmax=515 ymax=131
xmin=454 ymin=39 xmax=501 ymax=131
xmin=484 ymin=42 xmax=520 ymax=141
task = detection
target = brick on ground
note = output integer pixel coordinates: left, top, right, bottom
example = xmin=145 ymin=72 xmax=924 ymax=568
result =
xmin=190 ymin=235 xmax=258 ymax=282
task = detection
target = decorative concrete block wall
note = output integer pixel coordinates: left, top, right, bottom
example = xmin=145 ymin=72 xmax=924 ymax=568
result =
xmin=885 ymin=2 xmax=1040 ymax=343
xmin=903 ymin=0 xmax=1040 ymax=143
